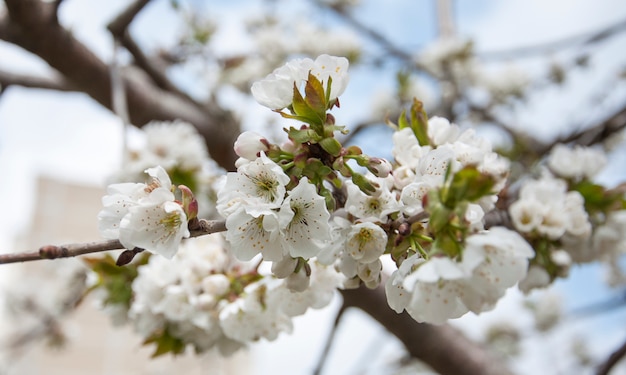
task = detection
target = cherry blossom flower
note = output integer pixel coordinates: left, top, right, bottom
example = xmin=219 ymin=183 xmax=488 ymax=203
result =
xmin=217 ymin=152 xmax=290 ymax=217
xmin=548 ymin=144 xmax=607 ymax=180
xmin=98 ymin=166 xmax=189 ymax=259
xmin=277 ymin=178 xmax=331 ymax=259
xmin=119 ymin=193 xmax=189 ymax=259
xmin=250 ymin=54 xmax=350 ymax=110
xmin=345 ymin=222 xmax=388 ymax=263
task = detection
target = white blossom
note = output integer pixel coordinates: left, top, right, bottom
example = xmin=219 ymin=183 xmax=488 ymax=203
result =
xmin=345 ymin=179 xmax=402 ymax=221
xmin=345 ymin=222 xmax=388 ymax=263
xmin=277 ymin=178 xmax=331 ymax=259
xmin=99 ymin=166 xmax=189 ymax=259
xmin=217 ymin=153 xmax=290 ymax=217
xmin=548 ymin=144 xmax=607 ymax=180
xmin=251 ymin=54 xmax=350 ymax=110
xmin=224 ymin=206 xmax=284 ymax=261
xmin=509 ymin=173 xmax=591 ymax=241
xmin=389 ymin=227 xmax=534 ymax=324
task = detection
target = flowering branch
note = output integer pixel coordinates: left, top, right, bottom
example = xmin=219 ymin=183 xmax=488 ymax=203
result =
xmin=0 ymin=219 xmax=226 ymax=265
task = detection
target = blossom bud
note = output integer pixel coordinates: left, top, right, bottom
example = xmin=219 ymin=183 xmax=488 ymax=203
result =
xmin=271 ymin=257 xmax=298 ymax=279
xmin=286 ymin=268 xmax=310 ymax=292
xmin=366 ymin=157 xmax=393 ymax=178
xmin=234 ymin=131 xmax=269 ymax=160
xmin=178 ymin=185 xmax=198 ymax=221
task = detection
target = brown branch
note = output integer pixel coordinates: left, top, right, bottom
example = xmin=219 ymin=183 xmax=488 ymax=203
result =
xmin=106 ymin=0 xmax=197 ymax=105
xmin=340 ymin=285 xmax=515 ymax=375
xmin=321 ymin=2 xmax=425 ymax=70
xmin=537 ymin=102 xmax=626 ymax=154
xmin=480 ymin=17 xmax=626 ymax=60
xmin=596 ymin=337 xmax=626 ymax=375
xmin=0 ymin=219 xmax=226 ymax=265
xmin=0 ymin=68 xmax=76 ymax=92
xmin=2 ymin=0 xmax=239 ymax=169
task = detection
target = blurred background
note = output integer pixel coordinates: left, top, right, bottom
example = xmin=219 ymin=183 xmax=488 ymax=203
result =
xmin=1 ymin=0 xmax=626 ymax=374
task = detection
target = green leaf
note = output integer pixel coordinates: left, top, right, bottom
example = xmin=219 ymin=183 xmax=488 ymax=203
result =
xmin=409 ymin=98 xmax=430 ymax=146
xmin=573 ymin=180 xmax=625 ymax=213
xmin=144 ymin=326 xmax=186 ymax=358
xmin=287 ymin=127 xmax=322 ymax=144
xmin=291 ymin=82 xmax=324 ymax=131
xmin=319 ymin=137 xmax=342 ymax=156
xmin=445 ymin=165 xmax=496 ymax=207
xmin=397 ymin=109 xmax=409 ymax=130
xmin=304 ymin=72 xmax=327 ymax=120
xmin=351 ymin=173 xmax=378 ymax=195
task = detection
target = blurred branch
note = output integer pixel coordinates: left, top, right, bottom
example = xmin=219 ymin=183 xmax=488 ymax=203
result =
xmin=596 ymin=337 xmax=626 ymax=375
xmin=538 ymin=102 xmax=626 ymax=153
xmin=340 ymin=285 xmax=515 ymax=375
xmin=0 ymin=69 xmax=76 ymax=92
xmin=320 ymin=2 xmax=426 ymax=70
xmin=106 ymin=0 xmax=198 ymax=104
xmin=480 ymin=17 xmax=626 ymax=59
xmin=0 ymin=219 xmax=226 ymax=264
xmin=1 ymin=0 xmax=240 ymax=169
xmin=313 ymin=305 xmax=346 ymax=375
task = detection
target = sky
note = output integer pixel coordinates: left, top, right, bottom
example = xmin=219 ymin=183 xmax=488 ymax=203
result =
xmin=1 ymin=0 xmax=626 ymax=374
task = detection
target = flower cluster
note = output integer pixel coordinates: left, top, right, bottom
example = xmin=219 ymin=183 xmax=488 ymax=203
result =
xmin=509 ymin=143 xmax=625 ymax=292
xmin=113 ymin=120 xmax=222 ymax=219
xmin=94 ymin=235 xmax=342 ymax=356
xmin=386 ymin=227 xmax=534 ymax=324
xmin=216 ymin=155 xmax=331 ymax=267
xmin=98 ymin=166 xmax=195 ymax=259
xmin=92 ymin=52 xmax=625 ymax=352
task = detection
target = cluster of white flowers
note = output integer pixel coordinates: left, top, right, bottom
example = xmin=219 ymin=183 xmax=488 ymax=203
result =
xmin=93 ymin=52 xmax=624 ymax=339
xmin=393 ymin=116 xmax=509 ymax=217
xmin=386 ymin=227 xmax=534 ymax=323
xmin=126 ymin=235 xmax=342 ymax=354
xmin=509 ymin=172 xmax=591 ymax=241
xmin=547 ymin=144 xmax=607 ymax=181
xmin=216 ymin=153 xmax=331 ymax=268
xmin=251 ymin=54 xmax=349 ymax=110
xmin=115 ymin=121 xmax=210 ymax=182
xmin=98 ymin=166 xmax=191 ymax=259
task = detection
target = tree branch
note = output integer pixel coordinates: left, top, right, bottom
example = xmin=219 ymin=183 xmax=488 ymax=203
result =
xmin=596 ymin=336 xmax=626 ymax=375
xmin=340 ymin=285 xmax=514 ymax=375
xmin=2 ymin=0 xmax=240 ymax=169
xmin=0 ymin=68 xmax=76 ymax=92
xmin=480 ymin=17 xmax=626 ymax=60
xmin=106 ymin=0 xmax=197 ymax=104
xmin=0 ymin=219 xmax=226 ymax=264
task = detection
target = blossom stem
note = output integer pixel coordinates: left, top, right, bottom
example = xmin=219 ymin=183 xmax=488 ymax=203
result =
xmin=0 ymin=219 xmax=226 ymax=265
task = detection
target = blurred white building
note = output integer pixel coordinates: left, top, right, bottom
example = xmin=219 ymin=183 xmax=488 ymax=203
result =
xmin=1 ymin=175 xmax=249 ymax=375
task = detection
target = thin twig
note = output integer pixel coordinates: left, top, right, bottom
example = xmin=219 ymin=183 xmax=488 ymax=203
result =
xmin=313 ymin=305 xmax=347 ymax=375
xmin=0 ymin=219 xmax=226 ymax=265
xmin=596 ymin=337 xmax=626 ymax=375
xmin=479 ymin=17 xmax=626 ymax=60
xmin=106 ymin=0 xmax=198 ymax=104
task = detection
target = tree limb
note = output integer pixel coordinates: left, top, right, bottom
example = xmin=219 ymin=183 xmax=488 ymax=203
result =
xmin=596 ymin=336 xmax=626 ymax=375
xmin=340 ymin=285 xmax=515 ymax=375
xmin=2 ymin=0 xmax=240 ymax=169
xmin=0 ymin=69 xmax=76 ymax=92
xmin=106 ymin=0 xmax=197 ymax=104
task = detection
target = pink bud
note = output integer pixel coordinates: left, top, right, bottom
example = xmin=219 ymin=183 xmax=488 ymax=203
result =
xmin=178 ymin=185 xmax=198 ymax=221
